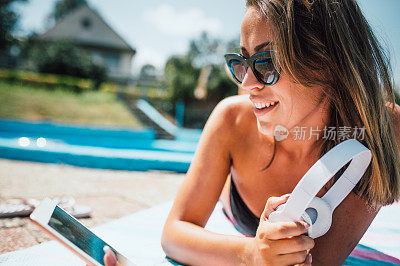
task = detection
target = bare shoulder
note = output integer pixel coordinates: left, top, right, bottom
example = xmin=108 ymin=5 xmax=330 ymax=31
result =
xmin=196 ymin=94 xmax=255 ymax=155
xmin=212 ymin=94 xmax=255 ymax=132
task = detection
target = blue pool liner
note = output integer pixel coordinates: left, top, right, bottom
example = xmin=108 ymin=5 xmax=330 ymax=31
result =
xmin=0 ymin=119 xmax=201 ymax=172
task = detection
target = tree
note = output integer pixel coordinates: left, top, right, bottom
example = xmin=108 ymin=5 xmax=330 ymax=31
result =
xmin=164 ymin=32 xmax=239 ymax=104
xmin=139 ymin=64 xmax=157 ymax=81
xmin=164 ymin=56 xmax=200 ymax=103
xmin=188 ymin=32 xmax=223 ymax=68
xmin=207 ymin=65 xmax=237 ymax=100
xmin=30 ymin=41 xmax=107 ymax=89
xmin=0 ymin=0 xmax=27 ymax=53
xmin=51 ymin=0 xmax=87 ymax=22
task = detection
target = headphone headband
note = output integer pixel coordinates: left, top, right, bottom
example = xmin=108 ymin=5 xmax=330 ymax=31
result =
xmin=279 ymin=139 xmax=371 ymax=222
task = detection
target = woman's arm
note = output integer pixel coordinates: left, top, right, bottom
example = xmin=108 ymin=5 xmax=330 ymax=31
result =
xmin=161 ymin=97 xmax=251 ymax=265
xmin=311 ymin=103 xmax=400 ymax=265
xmin=311 ymin=192 xmax=379 ymax=265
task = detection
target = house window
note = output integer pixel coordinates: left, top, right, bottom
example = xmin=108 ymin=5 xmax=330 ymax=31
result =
xmin=81 ymin=17 xmax=92 ymax=29
xmin=104 ymin=53 xmax=120 ymax=70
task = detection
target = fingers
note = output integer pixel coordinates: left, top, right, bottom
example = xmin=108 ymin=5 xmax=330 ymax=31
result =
xmin=259 ymin=220 xmax=310 ymax=240
xmin=272 ymin=235 xmax=315 ymax=254
xmin=103 ymin=246 xmax=118 ymax=266
xmin=260 ymin=194 xmax=290 ymax=221
xmin=279 ymin=251 xmax=312 ymax=265
xmin=297 ymin=253 xmax=312 ymax=266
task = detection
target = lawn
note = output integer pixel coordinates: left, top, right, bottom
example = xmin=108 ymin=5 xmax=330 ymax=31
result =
xmin=0 ymin=80 xmax=142 ymax=128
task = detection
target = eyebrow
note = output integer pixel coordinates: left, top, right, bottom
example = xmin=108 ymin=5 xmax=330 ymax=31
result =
xmin=240 ymin=41 xmax=272 ymax=55
xmin=255 ymin=41 xmax=272 ymax=51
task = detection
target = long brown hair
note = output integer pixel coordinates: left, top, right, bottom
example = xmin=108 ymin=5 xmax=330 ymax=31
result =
xmin=246 ymin=0 xmax=400 ymax=206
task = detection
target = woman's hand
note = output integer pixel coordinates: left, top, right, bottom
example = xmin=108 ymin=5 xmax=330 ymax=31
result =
xmin=246 ymin=195 xmax=314 ymax=265
xmin=103 ymin=246 xmax=122 ymax=266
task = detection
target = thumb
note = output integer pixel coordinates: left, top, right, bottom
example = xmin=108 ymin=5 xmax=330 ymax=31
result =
xmin=103 ymin=246 xmax=118 ymax=266
xmin=260 ymin=194 xmax=290 ymax=222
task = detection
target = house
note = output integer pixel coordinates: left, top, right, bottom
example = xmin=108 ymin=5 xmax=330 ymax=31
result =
xmin=36 ymin=3 xmax=136 ymax=83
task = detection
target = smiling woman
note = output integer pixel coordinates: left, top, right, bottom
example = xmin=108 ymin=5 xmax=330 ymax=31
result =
xmin=160 ymin=0 xmax=400 ymax=265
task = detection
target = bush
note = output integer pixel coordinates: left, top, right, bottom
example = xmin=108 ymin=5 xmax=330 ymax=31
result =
xmin=99 ymin=82 xmax=118 ymax=93
xmin=0 ymin=68 xmax=92 ymax=92
xmin=29 ymin=40 xmax=107 ymax=89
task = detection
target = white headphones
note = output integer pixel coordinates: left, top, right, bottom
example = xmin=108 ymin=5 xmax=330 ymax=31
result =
xmin=268 ymin=139 xmax=371 ymax=239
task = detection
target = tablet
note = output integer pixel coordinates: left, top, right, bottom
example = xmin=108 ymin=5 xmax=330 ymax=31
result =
xmin=30 ymin=198 xmax=134 ymax=266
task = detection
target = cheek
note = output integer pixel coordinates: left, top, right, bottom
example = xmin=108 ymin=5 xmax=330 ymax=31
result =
xmin=264 ymin=83 xmax=321 ymax=126
xmin=281 ymin=88 xmax=324 ymax=126
xmin=254 ymin=75 xmax=324 ymax=133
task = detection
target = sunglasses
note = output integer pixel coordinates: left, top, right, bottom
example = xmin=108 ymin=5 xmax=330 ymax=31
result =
xmin=224 ymin=51 xmax=280 ymax=86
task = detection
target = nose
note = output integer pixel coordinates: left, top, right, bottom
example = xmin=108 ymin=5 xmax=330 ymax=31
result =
xmin=240 ymin=67 xmax=264 ymax=92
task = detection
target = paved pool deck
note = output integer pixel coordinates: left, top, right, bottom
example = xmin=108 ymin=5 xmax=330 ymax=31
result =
xmin=0 ymin=158 xmax=184 ymax=254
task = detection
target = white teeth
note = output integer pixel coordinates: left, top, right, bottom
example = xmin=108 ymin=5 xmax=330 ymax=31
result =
xmin=254 ymin=101 xmax=278 ymax=109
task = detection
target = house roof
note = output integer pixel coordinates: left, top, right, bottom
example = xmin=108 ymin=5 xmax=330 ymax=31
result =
xmin=38 ymin=3 xmax=135 ymax=53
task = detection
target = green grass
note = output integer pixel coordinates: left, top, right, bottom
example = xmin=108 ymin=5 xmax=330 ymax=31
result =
xmin=0 ymin=80 xmax=142 ymax=128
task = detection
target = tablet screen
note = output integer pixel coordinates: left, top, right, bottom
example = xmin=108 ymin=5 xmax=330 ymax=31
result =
xmin=48 ymin=206 xmax=116 ymax=265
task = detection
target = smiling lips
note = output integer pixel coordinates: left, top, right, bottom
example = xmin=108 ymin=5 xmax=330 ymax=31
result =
xmin=250 ymin=97 xmax=279 ymax=117
xmin=253 ymin=100 xmax=279 ymax=110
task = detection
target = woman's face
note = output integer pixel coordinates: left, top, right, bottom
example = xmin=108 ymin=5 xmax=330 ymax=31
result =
xmin=240 ymin=6 xmax=326 ymax=137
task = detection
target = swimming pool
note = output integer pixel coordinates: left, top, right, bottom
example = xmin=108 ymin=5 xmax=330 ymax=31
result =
xmin=0 ymin=119 xmax=201 ymax=173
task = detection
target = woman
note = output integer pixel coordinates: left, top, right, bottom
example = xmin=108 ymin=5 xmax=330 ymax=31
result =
xmin=160 ymin=0 xmax=400 ymax=265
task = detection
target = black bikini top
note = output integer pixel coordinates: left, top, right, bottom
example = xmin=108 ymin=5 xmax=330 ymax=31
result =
xmin=229 ymin=176 xmax=260 ymax=237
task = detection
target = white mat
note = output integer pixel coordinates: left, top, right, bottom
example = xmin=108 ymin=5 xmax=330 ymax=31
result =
xmin=1 ymin=201 xmax=399 ymax=265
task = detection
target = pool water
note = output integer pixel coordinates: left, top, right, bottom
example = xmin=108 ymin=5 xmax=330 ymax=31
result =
xmin=0 ymin=119 xmax=201 ymax=173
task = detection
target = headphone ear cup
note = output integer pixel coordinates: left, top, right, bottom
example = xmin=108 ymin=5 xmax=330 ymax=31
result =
xmin=300 ymin=211 xmax=313 ymax=228
xmin=303 ymin=197 xmax=332 ymax=239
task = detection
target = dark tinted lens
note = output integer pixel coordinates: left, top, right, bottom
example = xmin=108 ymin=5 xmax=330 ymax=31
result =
xmin=254 ymin=57 xmax=277 ymax=84
xmin=229 ymin=59 xmax=246 ymax=83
